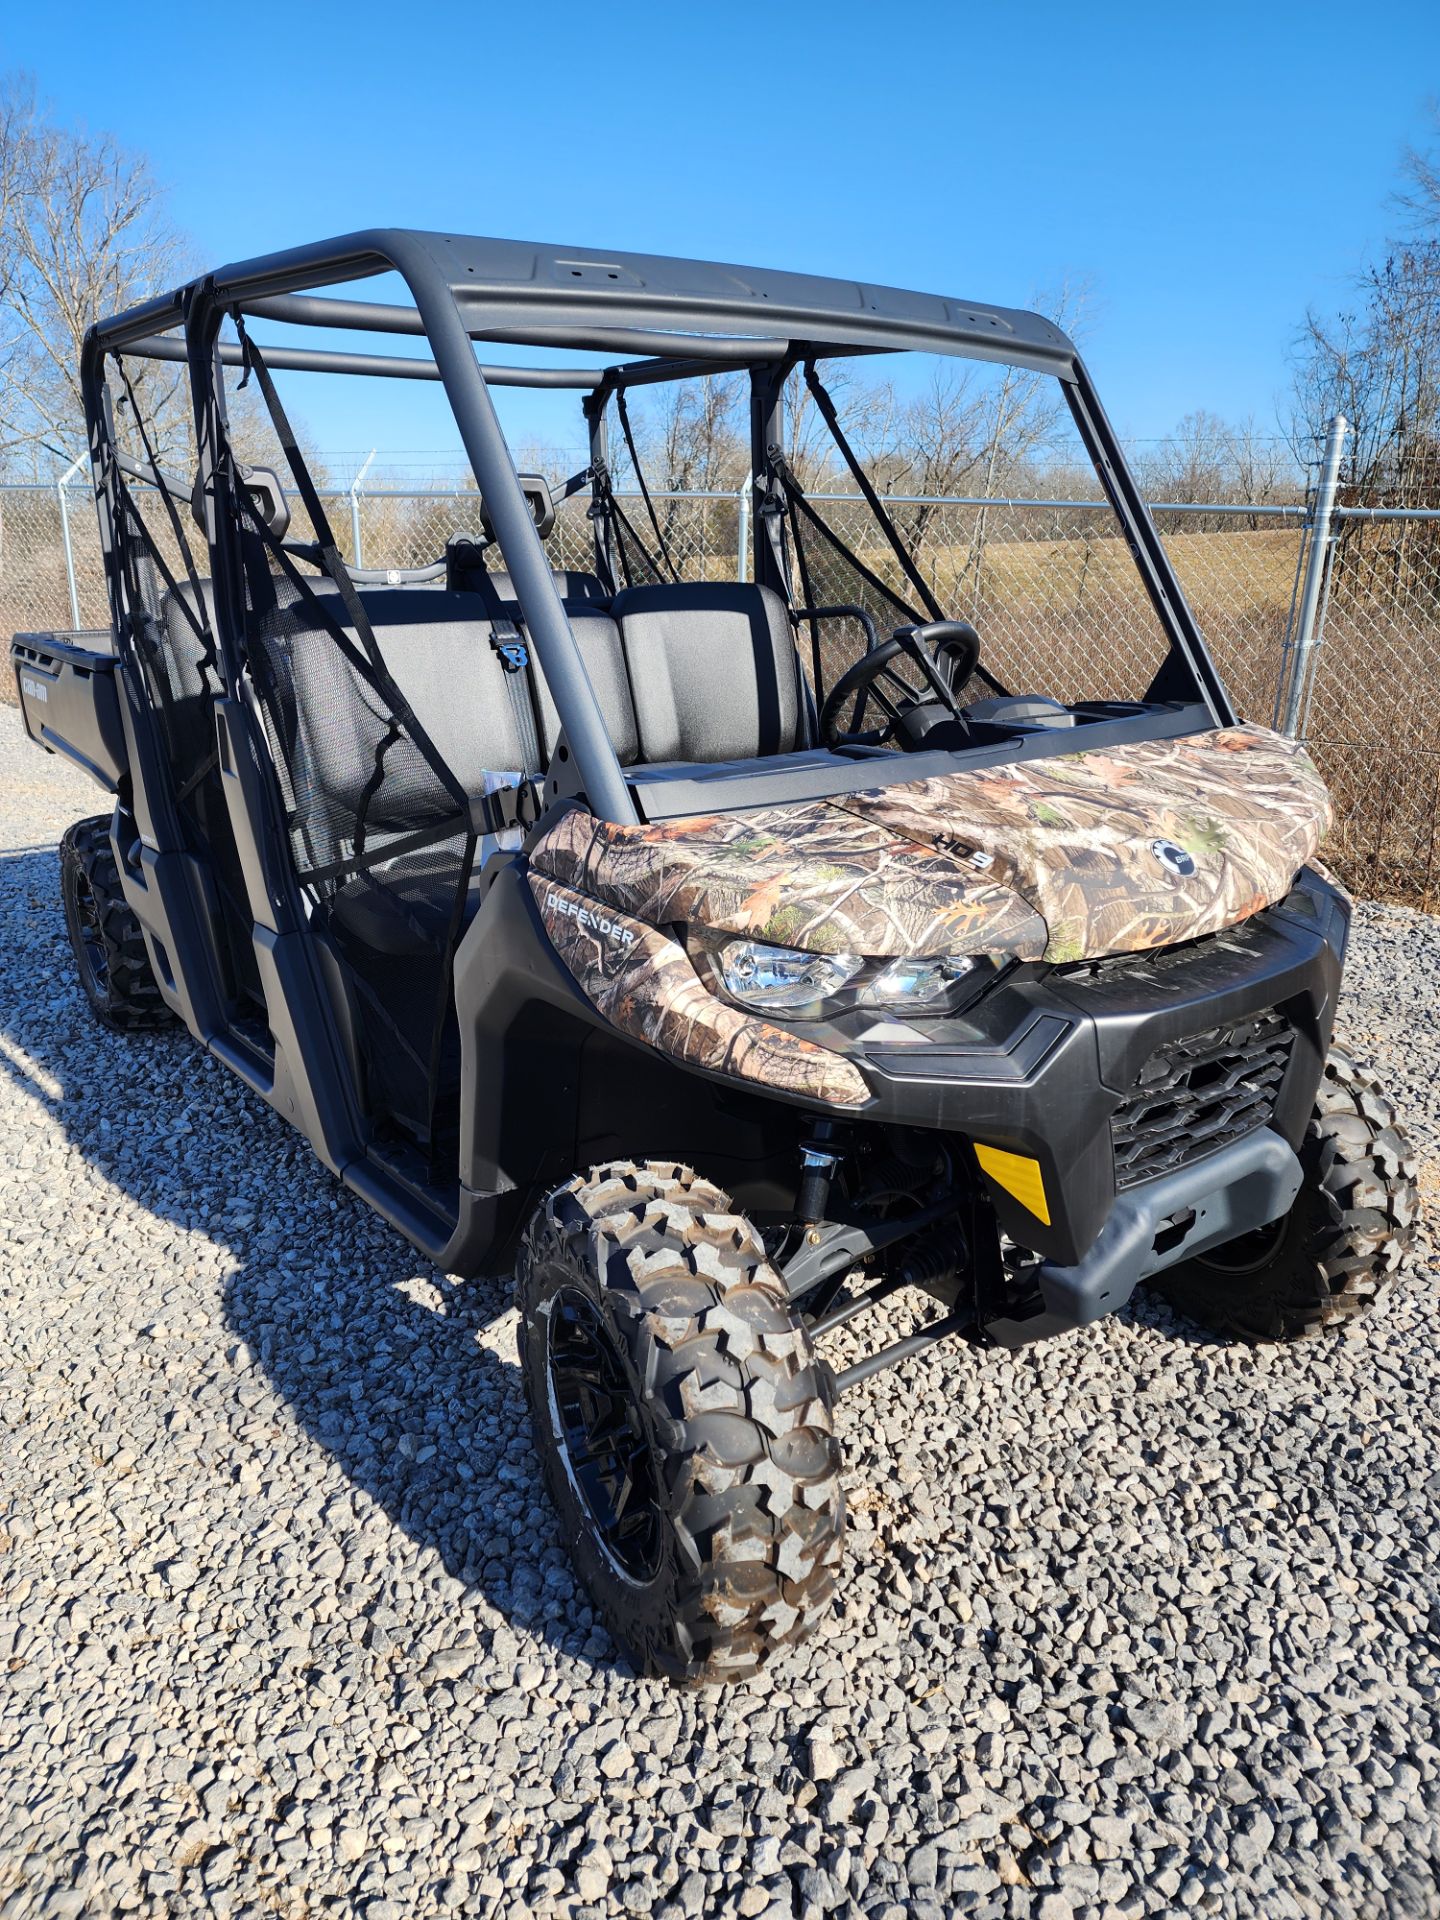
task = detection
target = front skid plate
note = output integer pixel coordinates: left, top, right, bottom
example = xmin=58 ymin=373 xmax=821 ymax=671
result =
xmin=987 ymin=1128 xmax=1304 ymax=1348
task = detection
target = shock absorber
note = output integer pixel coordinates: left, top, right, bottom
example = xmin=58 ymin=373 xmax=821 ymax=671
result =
xmin=796 ymin=1119 xmax=843 ymax=1225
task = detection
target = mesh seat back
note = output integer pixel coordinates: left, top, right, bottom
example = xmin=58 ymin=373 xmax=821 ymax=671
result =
xmin=159 ymin=581 xmax=224 ymax=772
xmin=347 ymin=588 xmax=534 ymax=796
xmin=156 ymin=580 xmax=264 ymax=1001
xmin=245 ymin=572 xmax=536 ymax=1144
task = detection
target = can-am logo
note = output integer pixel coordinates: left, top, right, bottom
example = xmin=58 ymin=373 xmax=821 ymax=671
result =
xmin=1150 ymin=837 xmax=1197 ymax=878
xmin=20 ymin=676 xmax=48 ymax=704
xmin=550 ymin=892 xmax=638 ymax=948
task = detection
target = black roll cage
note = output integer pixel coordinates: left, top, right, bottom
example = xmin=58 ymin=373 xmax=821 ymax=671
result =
xmin=82 ymin=227 xmax=1234 ymax=833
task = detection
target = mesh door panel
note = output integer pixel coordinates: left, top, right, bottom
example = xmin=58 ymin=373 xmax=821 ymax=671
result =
xmin=246 ymin=566 xmax=467 ymax=884
xmin=240 ymin=530 xmax=478 ymax=1147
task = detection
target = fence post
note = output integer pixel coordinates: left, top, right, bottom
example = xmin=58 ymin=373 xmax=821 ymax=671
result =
xmin=736 ymin=475 xmax=752 ymax=583
xmin=1279 ymin=414 xmax=1346 ymax=738
xmin=56 ymin=450 xmax=88 ymax=629
xmin=349 ymin=448 xmax=376 ymax=568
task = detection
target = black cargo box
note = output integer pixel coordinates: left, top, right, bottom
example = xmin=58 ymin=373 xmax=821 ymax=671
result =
xmin=10 ymin=630 xmax=128 ymax=792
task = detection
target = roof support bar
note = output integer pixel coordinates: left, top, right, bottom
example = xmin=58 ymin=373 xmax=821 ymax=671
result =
xmin=244 ymin=291 xmax=791 ymax=364
xmin=387 ymin=236 xmax=639 ymax=826
xmin=124 ymin=332 xmax=608 ymax=388
xmin=244 ymin=292 xmax=428 ymax=334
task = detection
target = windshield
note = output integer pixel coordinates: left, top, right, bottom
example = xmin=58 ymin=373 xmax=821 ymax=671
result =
xmin=509 ymin=349 xmax=1182 ymax=714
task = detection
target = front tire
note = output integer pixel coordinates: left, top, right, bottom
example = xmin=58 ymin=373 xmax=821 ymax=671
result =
xmin=1151 ymin=1047 xmax=1418 ymax=1342
xmin=516 ymin=1160 xmax=845 ymax=1682
xmin=59 ymin=817 xmax=173 ymax=1033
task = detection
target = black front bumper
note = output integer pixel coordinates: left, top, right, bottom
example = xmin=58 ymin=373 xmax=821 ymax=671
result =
xmin=987 ymin=1125 xmax=1303 ymax=1345
xmin=850 ymin=868 xmax=1348 ymax=1324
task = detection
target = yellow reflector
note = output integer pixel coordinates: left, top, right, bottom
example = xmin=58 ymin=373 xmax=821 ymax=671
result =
xmin=974 ymin=1144 xmax=1051 ymax=1226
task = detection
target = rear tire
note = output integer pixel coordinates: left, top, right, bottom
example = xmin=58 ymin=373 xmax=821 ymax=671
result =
xmin=516 ymin=1160 xmax=845 ymax=1682
xmin=1151 ymin=1047 xmax=1418 ymax=1343
xmin=59 ymin=816 xmax=173 ymax=1033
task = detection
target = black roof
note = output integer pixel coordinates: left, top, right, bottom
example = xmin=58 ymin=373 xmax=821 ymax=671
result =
xmin=95 ymin=228 xmax=1079 ymax=381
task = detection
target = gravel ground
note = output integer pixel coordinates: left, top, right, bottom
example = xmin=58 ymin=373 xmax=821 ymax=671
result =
xmin=1 ymin=701 xmax=1438 ymax=1920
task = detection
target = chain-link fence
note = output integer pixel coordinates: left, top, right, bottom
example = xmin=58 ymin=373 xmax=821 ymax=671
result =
xmin=1297 ymin=505 xmax=1440 ymax=904
xmin=3 ymin=476 xmax=1437 ymax=905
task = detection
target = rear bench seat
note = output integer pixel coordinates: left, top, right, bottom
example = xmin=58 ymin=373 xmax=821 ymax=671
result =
xmin=159 ymin=570 xmax=808 ymax=932
xmin=162 ymin=567 xmax=636 ymax=783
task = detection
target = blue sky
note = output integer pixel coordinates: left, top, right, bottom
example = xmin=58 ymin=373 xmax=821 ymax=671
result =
xmin=7 ymin=0 xmax=1437 ymax=467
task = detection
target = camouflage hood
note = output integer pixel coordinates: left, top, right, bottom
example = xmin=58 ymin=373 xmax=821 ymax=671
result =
xmin=529 ymin=724 xmax=1331 ymax=965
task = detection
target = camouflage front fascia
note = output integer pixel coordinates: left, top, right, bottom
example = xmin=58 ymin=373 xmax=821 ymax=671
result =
xmin=529 ymin=724 xmax=1332 ymax=968
xmin=531 ymin=875 xmax=871 ymax=1107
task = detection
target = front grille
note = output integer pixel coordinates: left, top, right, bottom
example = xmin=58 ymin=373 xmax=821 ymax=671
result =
xmin=1110 ymin=1009 xmax=1294 ymax=1190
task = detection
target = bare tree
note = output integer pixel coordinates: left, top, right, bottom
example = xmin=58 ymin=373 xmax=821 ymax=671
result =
xmin=1394 ymin=101 xmax=1440 ymax=230
xmin=1224 ymin=416 xmax=1294 ymax=506
xmin=927 ymin=280 xmax=1090 ymax=591
xmin=1140 ymin=410 xmax=1235 ymax=504
xmin=617 ymin=374 xmax=746 ymax=572
xmin=0 ymin=75 xmax=191 ymax=475
xmin=1288 ymin=114 xmax=1440 ymax=612
xmin=1136 ymin=411 xmax=1299 ymax=535
xmin=1290 ymin=244 xmax=1440 ymax=508
xmin=1290 ymin=113 xmax=1440 ymax=509
xmin=647 ymin=373 xmax=747 ymax=493
xmin=778 ymin=359 xmax=898 ymax=492
xmin=883 ymin=365 xmax=987 ymax=502
xmin=0 ymin=87 xmax=28 ymax=437
xmin=1224 ymin=415 xmax=1298 ymax=528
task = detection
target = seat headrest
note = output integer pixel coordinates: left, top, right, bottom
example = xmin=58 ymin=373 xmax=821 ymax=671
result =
xmin=611 ymin=580 xmax=784 ymax=620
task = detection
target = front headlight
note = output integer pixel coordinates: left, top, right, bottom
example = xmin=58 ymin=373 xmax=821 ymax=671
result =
xmin=863 ymin=954 xmax=981 ymax=1010
xmin=717 ymin=940 xmax=864 ymax=1013
xmin=712 ymin=938 xmax=998 ymax=1020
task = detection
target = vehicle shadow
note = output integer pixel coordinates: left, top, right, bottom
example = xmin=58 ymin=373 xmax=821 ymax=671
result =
xmin=0 ymin=838 xmax=1227 ymax=1686
xmin=0 ymin=845 xmax=619 ymax=1676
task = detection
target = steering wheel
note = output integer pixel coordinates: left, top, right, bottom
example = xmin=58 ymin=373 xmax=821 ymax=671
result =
xmin=820 ymin=620 xmax=982 ymax=748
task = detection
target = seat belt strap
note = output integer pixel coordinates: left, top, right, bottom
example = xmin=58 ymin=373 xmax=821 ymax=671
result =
xmin=298 ymin=782 xmax=537 ymax=888
xmin=584 ymin=460 xmax=622 ymax=595
xmin=468 ymin=561 xmax=543 ymax=775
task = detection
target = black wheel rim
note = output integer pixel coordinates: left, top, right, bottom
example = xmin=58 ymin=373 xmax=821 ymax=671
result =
xmin=70 ymin=867 xmax=110 ymax=995
xmin=545 ymin=1289 xmax=664 ymax=1585
xmin=1196 ymin=1212 xmax=1292 ymax=1275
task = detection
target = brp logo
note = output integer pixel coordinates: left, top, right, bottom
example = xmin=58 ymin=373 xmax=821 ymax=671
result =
xmin=1150 ymin=837 xmax=1197 ymax=879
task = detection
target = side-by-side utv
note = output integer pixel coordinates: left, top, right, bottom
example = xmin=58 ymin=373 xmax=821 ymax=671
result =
xmin=12 ymin=231 xmax=1417 ymax=1681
